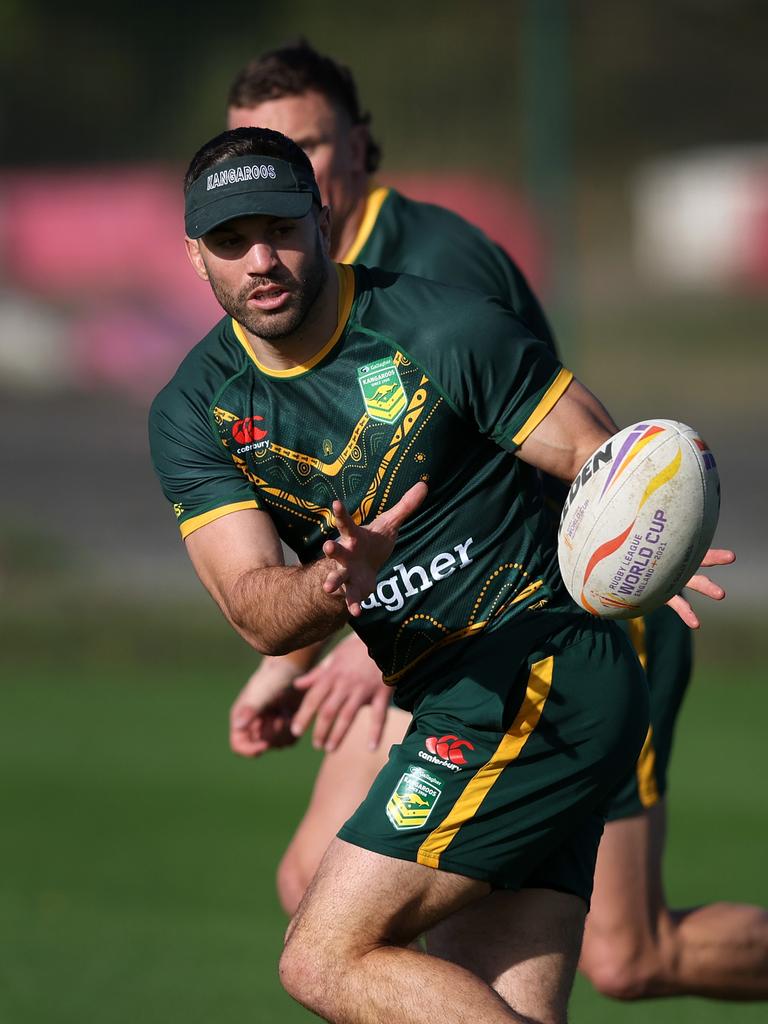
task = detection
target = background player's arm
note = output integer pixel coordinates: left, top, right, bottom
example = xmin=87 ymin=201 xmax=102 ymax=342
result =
xmin=185 ymin=508 xmax=348 ymax=656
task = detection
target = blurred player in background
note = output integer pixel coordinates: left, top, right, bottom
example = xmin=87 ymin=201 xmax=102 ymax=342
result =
xmin=225 ymin=41 xmax=768 ymax=1002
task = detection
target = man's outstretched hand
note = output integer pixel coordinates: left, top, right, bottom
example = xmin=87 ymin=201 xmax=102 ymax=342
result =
xmin=291 ymin=633 xmax=390 ymax=752
xmin=322 ymin=482 xmax=428 ymax=616
xmin=229 ymin=657 xmax=305 ymax=757
xmin=667 ymin=548 xmax=735 ymax=628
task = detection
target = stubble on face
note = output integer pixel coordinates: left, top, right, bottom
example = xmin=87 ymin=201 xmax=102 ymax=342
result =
xmin=206 ymin=227 xmax=329 ymax=341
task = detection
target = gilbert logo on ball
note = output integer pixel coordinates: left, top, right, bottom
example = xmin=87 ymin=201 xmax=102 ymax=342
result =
xmin=558 ymin=420 xmax=720 ymax=618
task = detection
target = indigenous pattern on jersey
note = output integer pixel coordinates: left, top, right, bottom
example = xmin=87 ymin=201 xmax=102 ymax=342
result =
xmin=150 ymin=264 xmax=578 ymax=706
xmin=341 ymin=187 xmax=555 ymax=351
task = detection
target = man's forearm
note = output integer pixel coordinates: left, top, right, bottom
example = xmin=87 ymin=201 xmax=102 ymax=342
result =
xmin=225 ymin=560 xmax=348 ymax=656
xmin=518 ymin=379 xmax=617 ymax=483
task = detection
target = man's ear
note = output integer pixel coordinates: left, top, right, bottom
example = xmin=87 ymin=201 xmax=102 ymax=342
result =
xmin=349 ymin=123 xmax=368 ymax=175
xmin=317 ymin=205 xmax=332 ymax=254
xmin=185 ymin=236 xmax=209 ymax=281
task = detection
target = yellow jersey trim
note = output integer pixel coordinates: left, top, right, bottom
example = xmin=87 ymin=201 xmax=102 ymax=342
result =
xmin=417 ymin=655 xmax=554 ymax=869
xmin=231 ymin=263 xmax=355 ymax=379
xmin=511 ymin=367 xmax=574 ymax=447
xmin=627 ymin=616 xmax=660 ymax=808
xmin=340 ymin=186 xmax=390 ymax=264
xmin=180 ymin=500 xmax=260 ymax=539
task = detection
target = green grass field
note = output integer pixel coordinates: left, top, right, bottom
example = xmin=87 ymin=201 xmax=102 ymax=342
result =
xmin=1 ymin=604 xmax=766 ymax=1023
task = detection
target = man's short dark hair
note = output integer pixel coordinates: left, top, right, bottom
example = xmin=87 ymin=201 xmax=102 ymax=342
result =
xmin=227 ymin=39 xmax=382 ymax=174
xmin=184 ymin=126 xmax=317 ymax=196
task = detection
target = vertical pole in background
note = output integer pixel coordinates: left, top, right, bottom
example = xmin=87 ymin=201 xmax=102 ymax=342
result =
xmin=519 ymin=0 xmax=576 ymax=360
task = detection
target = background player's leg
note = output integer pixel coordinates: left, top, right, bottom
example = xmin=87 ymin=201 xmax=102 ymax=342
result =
xmin=579 ymin=800 xmax=768 ymax=999
xmin=277 ymin=706 xmax=410 ymax=914
xmin=280 ymin=838 xmax=580 ymax=1024
xmin=427 ymin=887 xmax=586 ymax=1024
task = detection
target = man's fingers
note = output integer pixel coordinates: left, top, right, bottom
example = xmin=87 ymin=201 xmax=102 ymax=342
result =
xmin=699 ymin=548 xmax=735 ymax=568
xmin=321 ymin=548 xmax=352 ymax=595
xmin=311 ymin=689 xmax=347 ymax=750
xmin=229 ymin=731 xmax=269 ymax=757
xmin=292 ymin=666 xmax=324 ymax=690
xmin=367 ymin=687 xmax=390 ymax=751
xmin=323 ymin=571 xmax=349 ymax=596
xmin=376 ymin=481 xmax=428 ymax=534
xmin=322 ymin=540 xmax=349 ymax=562
xmin=293 ymin=651 xmax=337 ymax=690
xmin=230 ymin=702 xmax=259 ymax=731
xmin=666 ymin=548 xmax=733 ymax=627
xmin=332 ymin=500 xmax=358 ymax=542
xmin=290 ymin=677 xmax=331 ymax=737
xmin=684 ymin=574 xmax=725 ymax=601
xmin=321 ymin=695 xmax=363 ymax=752
xmin=666 ymin=593 xmax=700 ymax=629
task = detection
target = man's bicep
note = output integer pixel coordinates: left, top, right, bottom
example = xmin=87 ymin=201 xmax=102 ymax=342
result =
xmin=185 ymin=508 xmax=285 ymax=610
xmin=515 ymin=378 xmax=617 ymax=482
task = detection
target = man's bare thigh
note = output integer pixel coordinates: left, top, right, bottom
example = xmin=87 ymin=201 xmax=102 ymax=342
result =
xmin=284 ymin=707 xmax=410 ymax=870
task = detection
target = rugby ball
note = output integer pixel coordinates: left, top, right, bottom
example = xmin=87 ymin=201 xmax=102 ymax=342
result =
xmin=558 ymin=420 xmax=720 ymax=618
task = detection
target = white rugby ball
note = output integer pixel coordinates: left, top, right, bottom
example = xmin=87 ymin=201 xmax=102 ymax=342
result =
xmin=557 ymin=420 xmax=720 ymax=618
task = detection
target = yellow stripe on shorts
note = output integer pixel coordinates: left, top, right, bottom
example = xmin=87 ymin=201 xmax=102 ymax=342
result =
xmin=416 ymin=655 xmax=554 ymax=869
xmin=627 ymin=616 xmax=660 ymax=808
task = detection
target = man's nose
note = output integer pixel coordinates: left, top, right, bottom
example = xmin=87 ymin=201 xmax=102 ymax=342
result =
xmin=246 ymin=242 xmax=278 ymax=275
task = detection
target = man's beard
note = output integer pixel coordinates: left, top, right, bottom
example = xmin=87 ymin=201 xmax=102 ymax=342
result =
xmin=209 ymin=231 xmax=328 ymax=340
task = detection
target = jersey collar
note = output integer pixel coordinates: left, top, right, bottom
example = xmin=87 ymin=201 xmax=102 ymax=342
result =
xmin=231 ymin=262 xmax=355 ymax=379
xmin=340 ymin=186 xmax=390 ymax=264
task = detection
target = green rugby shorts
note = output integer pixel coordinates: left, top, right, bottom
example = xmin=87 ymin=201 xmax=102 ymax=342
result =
xmin=338 ymin=616 xmax=649 ymax=904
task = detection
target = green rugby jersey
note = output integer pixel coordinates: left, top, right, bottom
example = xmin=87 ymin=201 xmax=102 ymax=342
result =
xmin=341 ymin=187 xmax=555 ymax=350
xmin=150 ymin=264 xmax=578 ymax=705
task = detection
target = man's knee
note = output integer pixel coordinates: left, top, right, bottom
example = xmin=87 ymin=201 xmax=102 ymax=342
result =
xmin=279 ymin=931 xmax=325 ymax=1008
xmin=580 ymin=933 xmax=663 ymax=1001
xmin=280 ymin=914 xmax=330 ymax=1005
xmin=280 ymin=909 xmax=360 ymax=1015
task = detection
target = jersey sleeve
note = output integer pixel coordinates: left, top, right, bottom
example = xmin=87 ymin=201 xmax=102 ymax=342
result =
xmin=411 ymin=293 xmax=573 ymax=453
xmin=149 ymin=386 xmax=261 ymax=539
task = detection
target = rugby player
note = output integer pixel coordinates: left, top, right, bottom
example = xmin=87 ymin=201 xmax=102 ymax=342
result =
xmin=149 ymin=126 xmax=732 ymax=1022
xmin=225 ymin=42 xmax=768 ymax=1002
